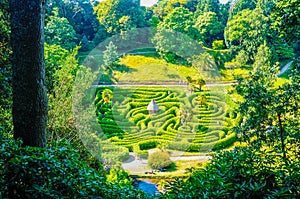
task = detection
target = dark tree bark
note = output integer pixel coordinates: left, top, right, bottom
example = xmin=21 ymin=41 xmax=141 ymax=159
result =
xmin=10 ymin=0 xmax=48 ymax=147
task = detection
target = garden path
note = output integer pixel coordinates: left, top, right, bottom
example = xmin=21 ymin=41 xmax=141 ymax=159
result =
xmin=122 ymin=152 xmax=211 ymax=175
xmin=279 ymin=61 xmax=293 ymax=76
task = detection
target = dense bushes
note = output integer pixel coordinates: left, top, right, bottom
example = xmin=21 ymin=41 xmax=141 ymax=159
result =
xmin=0 ymin=137 xmax=146 ymax=199
xmin=161 ymin=147 xmax=300 ymax=198
xmin=139 ymin=140 xmax=157 ymax=150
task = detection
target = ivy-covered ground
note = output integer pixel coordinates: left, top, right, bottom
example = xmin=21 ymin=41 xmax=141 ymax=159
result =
xmin=95 ymin=86 xmax=239 ymax=155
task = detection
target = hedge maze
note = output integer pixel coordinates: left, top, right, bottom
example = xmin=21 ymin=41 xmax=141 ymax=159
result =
xmin=95 ymin=87 xmax=239 ymax=154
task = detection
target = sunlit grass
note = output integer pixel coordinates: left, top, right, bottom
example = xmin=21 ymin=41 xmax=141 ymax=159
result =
xmin=117 ymin=55 xmax=200 ymax=82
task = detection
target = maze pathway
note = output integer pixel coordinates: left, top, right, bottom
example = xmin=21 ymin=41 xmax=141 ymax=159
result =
xmin=95 ymin=86 xmax=238 ymax=153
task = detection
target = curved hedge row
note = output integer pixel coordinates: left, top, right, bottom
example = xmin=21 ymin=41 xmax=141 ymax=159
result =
xmin=95 ymin=87 xmax=238 ymax=153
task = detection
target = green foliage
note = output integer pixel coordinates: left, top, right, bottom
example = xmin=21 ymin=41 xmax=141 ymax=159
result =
xmin=103 ymin=41 xmax=118 ymax=68
xmin=94 ymin=0 xmax=146 ymax=34
xmin=46 ymin=44 xmax=79 ymax=143
xmin=0 ymin=0 xmax=11 ymax=109
xmin=45 ymin=8 xmax=78 ymax=50
xmin=271 ymin=0 xmax=300 ymax=44
xmin=44 ymin=43 xmax=69 ymax=92
xmin=139 ymin=140 xmax=157 ymax=150
xmin=195 ymin=78 xmax=206 ymax=91
xmin=0 ymin=136 xmax=147 ymax=198
xmin=235 ymin=63 xmax=300 ymax=163
xmin=0 ymin=106 xmax=13 ymax=138
xmin=161 ymin=147 xmax=300 ymax=198
xmin=225 ymin=9 xmax=268 ymax=63
xmin=152 ymin=7 xmax=203 ymax=63
xmin=158 ymin=7 xmax=198 ymax=40
xmin=195 ymin=0 xmax=220 ymax=16
xmin=106 ymin=165 xmax=132 ymax=187
xmin=152 ymin=0 xmax=191 ymax=20
xmin=253 ymin=42 xmax=272 ymax=69
xmin=229 ymin=0 xmax=257 ymax=18
xmin=235 ymin=49 xmax=250 ymax=65
xmin=46 ymin=0 xmax=101 ymax=46
xmin=148 ymin=151 xmax=172 ymax=170
xmin=194 ymin=12 xmax=223 ymax=46
xmin=212 ymin=40 xmax=224 ymax=50
xmin=189 ymin=52 xmax=216 ymax=72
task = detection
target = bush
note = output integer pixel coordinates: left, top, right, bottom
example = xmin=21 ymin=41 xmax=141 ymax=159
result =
xmin=139 ymin=140 xmax=157 ymax=150
xmin=0 ymin=137 xmax=147 ymax=199
xmin=148 ymin=151 xmax=172 ymax=170
xmin=161 ymin=147 xmax=300 ymax=198
xmin=166 ymin=141 xmax=190 ymax=151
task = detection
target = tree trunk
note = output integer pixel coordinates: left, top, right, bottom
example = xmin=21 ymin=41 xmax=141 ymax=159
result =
xmin=277 ymin=112 xmax=287 ymax=163
xmin=10 ymin=0 xmax=47 ymax=147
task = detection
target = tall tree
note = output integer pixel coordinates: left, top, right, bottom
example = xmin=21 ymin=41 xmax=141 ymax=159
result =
xmin=45 ymin=8 xmax=77 ymax=50
xmin=158 ymin=7 xmax=198 ymax=40
xmin=253 ymin=42 xmax=272 ymax=70
xmin=194 ymin=12 xmax=223 ymax=46
xmin=94 ymin=0 xmax=146 ymax=34
xmin=225 ymin=8 xmax=268 ymax=63
xmin=195 ymin=0 xmax=220 ymax=16
xmin=271 ymin=0 xmax=300 ymax=45
xmin=236 ymin=65 xmax=300 ymax=164
xmin=152 ymin=0 xmax=192 ymax=20
xmin=10 ymin=0 xmax=48 ymax=147
xmin=229 ymin=0 xmax=257 ymax=18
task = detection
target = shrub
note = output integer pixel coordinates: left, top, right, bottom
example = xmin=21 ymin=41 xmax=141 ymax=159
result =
xmin=212 ymin=132 xmax=237 ymax=150
xmin=148 ymin=151 xmax=172 ymax=170
xmin=139 ymin=140 xmax=157 ymax=150
xmin=161 ymin=147 xmax=300 ymax=198
xmin=166 ymin=141 xmax=190 ymax=151
xmin=0 ymin=137 xmax=147 ymax=199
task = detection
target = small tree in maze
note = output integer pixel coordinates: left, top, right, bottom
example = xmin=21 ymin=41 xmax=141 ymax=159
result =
xmin=179 ymin=106 xmax=193 ymax=125
xmin=102 ymin=88 xmax=113 ymax=104
xmin=195 ymin=78 xmax=206 ymax=91
xmin=197 ymin=93 xmax=207 ymax=107
xmin=148 ymin=151 xmax=172 ymax=170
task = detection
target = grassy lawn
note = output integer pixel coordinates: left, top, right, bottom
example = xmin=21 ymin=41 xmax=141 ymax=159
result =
xmin=79 ymin=50 xmax=251 ymax=84
xmin=116 ymin=55 xmax=199 ymax=83
xmin=116 ymin=55 xmax=240 ymax=83
xmin=130 ymin=159 xmax=209 ymax=178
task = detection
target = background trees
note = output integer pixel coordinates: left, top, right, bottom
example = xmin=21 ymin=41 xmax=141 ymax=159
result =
xmin=225 ymin=8 xmax=268 ymax=64
xmin=194 ymin=11 xmax=223 ymax=46
xmin=157 ymin=7 xmax=197 ymax=38
xmin=46 ymin=45 xmax=79 ymax=143
xmin=46 ymin=0 xmax=102 ymax=49
xmin=0 ymin=0 xmax=11 ymax=110
xmin=45 ymin=8 xmax=78 ymax=50
xmin=94 ymin=0 xmax=147 ymax=34
xmin=271 ymin=0 xmax=300 ymax=44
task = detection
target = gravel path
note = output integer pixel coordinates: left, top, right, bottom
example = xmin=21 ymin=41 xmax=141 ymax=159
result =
xmin=122 ymin=152 xmax=211 ymax=175
xmin=279 ymin=61 xmax=293 ymax=76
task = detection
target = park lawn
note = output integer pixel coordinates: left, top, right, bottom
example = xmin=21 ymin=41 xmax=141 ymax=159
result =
xmin=173 ymin=159 xmax=208 ymax=171
xmin=117 ymin=55 xmax=201 ymax=83
xmin=118 ymin=55 xmax=249 ymax=83
xmin=220 ymin=67 xmax=251 ymax=82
